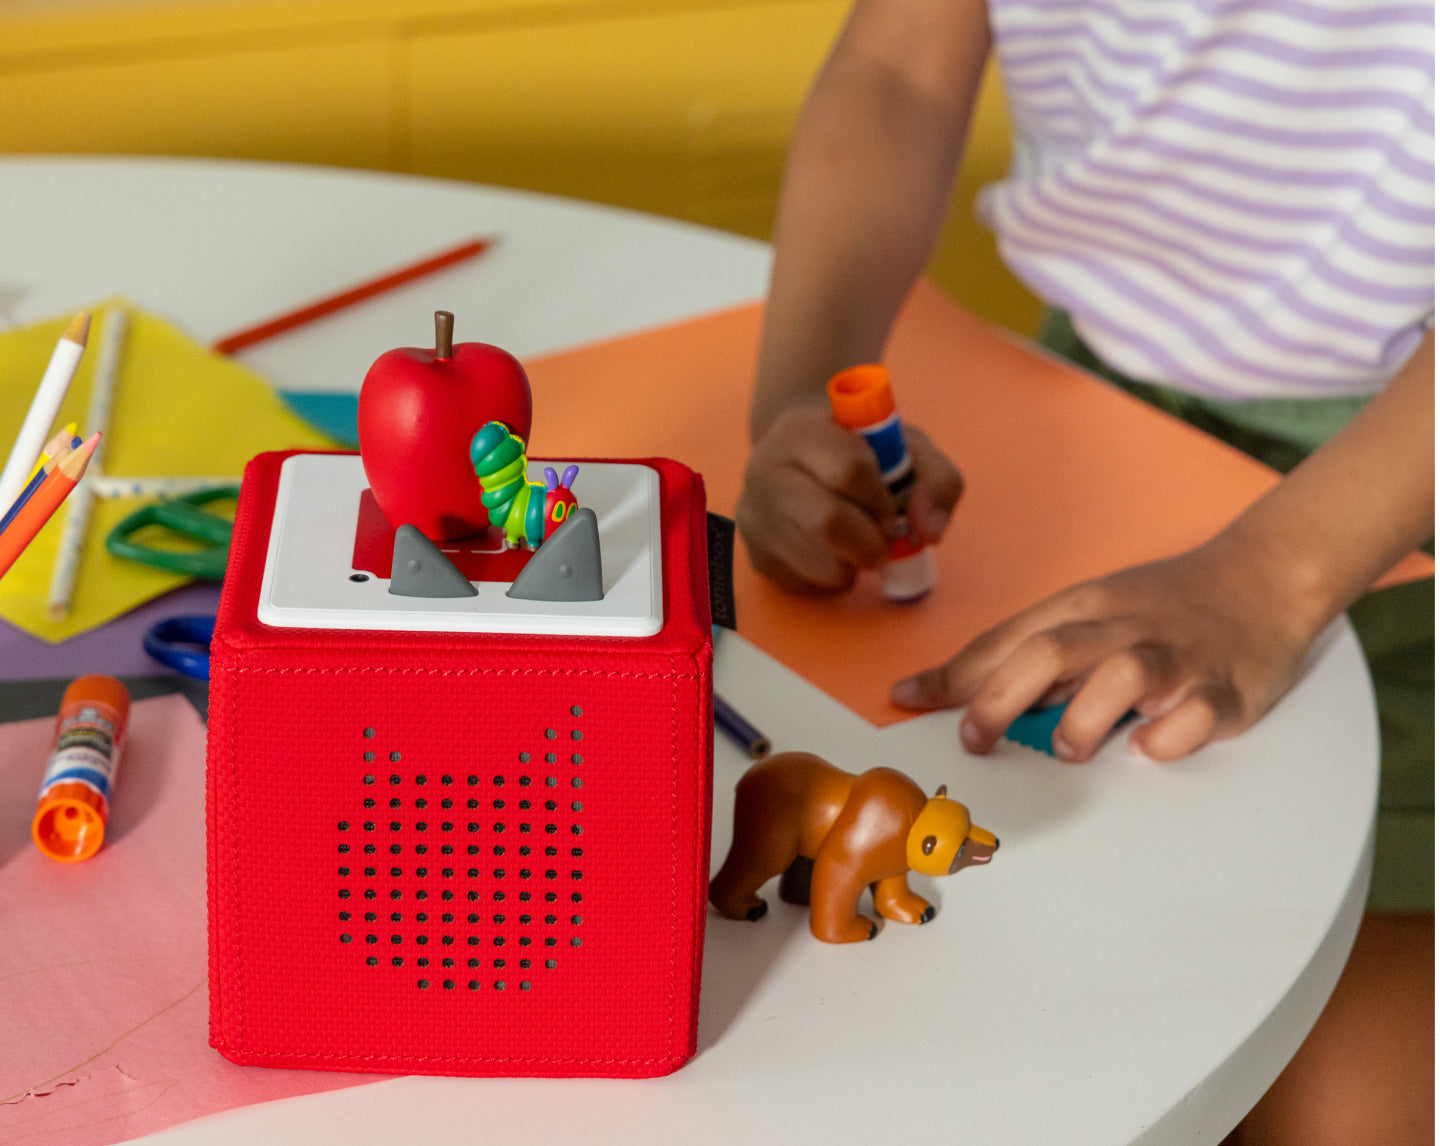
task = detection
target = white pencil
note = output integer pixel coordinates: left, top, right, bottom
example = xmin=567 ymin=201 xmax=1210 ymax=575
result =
xmin=0 ymin=312 xmax=91 ymax=516
xmin=46 ymin=482 xmax=93 ymax=619
xmin=89 ymin=475 xmax=241 ymax=499
xmin=48 ymin=308 xmax=127 ymax=619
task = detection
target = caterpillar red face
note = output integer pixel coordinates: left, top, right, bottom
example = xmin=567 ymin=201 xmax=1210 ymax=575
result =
xmin=543 ymin=465 xmax=580 ymax=539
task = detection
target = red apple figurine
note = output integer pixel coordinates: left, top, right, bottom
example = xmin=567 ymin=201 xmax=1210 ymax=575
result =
xmin=358 ymin=311 xmax=533 ymax=540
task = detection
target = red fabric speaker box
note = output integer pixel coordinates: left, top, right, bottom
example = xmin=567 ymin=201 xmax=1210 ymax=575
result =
xmin=207 ymin=450 xmax=713 ymax=1078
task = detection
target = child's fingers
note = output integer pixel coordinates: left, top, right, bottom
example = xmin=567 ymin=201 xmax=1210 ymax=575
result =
xmin=889 ymin=621 xmax=1021 ymax=712
xmin=903 ymin=425 xmax=964 ymax=542
xmin=1051 ymin=646 xmax=1173 ymax=761
xmin=743 ymin=535 xmax=859 ymax=595
xmin=740 ymin=483 xmax=880 ymax=592
xmin=957 ymin=620 xmax=1124 ymax=753
xmin=801 ymin=487 xmax=890 ymax=572
xmin=1129 ymin=684 xmax=1240 ymax=761
xmin=772 ymin=457 xmax=890 ymax=572
xmin=787 ymin=415 xmax=895 ymax=525
xmin=739 ymin=406 xmax=898 ymax=592
xmin=890 ymin=600 xmax=1074 ymax=713
xmin=890 ymin=658 xmax=967 ymax=710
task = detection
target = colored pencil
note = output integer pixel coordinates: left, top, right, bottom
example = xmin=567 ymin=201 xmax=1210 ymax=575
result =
xmin=211 ymin=238 xmax=491 ymax=355
xmin=714 ymin=693 xmax=771 ymax=759
xmin=0 ymin=432 xmax=100 ymax=581
xmin=0 ymin=312 xmax=90 ymax=515
xmin=48 ymin=309 xmax=128 ymax=619
xmin=89 ymin=475 xmax=242 ymax=499
xmin=24 ymin=423 xmax=77 ymax=485
xmin=0 ymin=430 xmax=79 ymax=536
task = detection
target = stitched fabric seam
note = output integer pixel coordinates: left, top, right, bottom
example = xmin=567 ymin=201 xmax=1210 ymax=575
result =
xmin=230 ymin=667 xmax=698 ymax=681
xmin=667 ymin=660 xmax=680 ymax=1056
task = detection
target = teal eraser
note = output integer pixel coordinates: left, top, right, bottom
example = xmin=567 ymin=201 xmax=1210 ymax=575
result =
xmin=1004 ymin=703 xmax=1067 ymax=755
xmin=1004 ymin=703 xmax=1136 ymax=756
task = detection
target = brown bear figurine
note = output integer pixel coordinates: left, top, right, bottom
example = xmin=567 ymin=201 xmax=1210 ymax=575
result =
xmin=709 ymin=751 xmax=998 ymax=943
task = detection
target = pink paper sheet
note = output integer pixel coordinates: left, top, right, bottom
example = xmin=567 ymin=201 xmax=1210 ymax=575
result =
xmin=0 ymin=696 xmax=384 ymax=1146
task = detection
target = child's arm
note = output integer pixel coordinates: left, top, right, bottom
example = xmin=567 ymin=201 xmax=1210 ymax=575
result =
xmin=892 ymin=331 xmax=1436 ymax=762
xmin=737 ymin=0 xmax=986 ymax=592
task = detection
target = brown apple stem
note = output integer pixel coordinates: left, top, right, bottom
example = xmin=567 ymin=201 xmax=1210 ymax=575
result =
xmin=435 ymin=311 xmax=454 ymax=360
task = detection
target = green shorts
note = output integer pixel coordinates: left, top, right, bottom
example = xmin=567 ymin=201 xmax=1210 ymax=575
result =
xmin=1039 ymin=311 xmax=1434 ymax=911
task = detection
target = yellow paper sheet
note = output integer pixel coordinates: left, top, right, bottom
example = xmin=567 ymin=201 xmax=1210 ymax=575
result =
xmin=0 ymin=301 xmax=335 ymax=642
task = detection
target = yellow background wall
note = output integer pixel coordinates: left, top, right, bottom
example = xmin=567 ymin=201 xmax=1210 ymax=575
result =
xmin=0 ymin=0 xmax=1041 ymax=334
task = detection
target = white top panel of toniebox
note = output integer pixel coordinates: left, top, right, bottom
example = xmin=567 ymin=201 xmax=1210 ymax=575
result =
xmin=257 ymin=453 xmax=663 ymax=637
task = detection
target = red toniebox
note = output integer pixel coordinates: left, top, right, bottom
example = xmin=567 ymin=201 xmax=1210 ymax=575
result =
xmin=206 ymin=450 xmax=713 ymax=1078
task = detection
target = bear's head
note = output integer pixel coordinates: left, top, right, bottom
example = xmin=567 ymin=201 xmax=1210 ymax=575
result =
xmin=905 ymin=786 xmax=999 ymax=876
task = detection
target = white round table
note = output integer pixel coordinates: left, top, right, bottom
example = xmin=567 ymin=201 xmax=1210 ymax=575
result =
xmin=0 ymin=157 xmax=1374 ymax=1146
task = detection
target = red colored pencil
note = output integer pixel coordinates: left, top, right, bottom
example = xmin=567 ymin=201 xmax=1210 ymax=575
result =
xmin=212 ymin=238 xmax=491 ymax=355
xmin=0 ymin=432 xmax=100 ymax=581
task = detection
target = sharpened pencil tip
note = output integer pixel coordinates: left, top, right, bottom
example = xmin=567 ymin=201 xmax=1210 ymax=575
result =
xmin=40 ymin=428 xmax=71 ymax=459
xmin=64 ymin=312 xmax=92 ymax=346
xmin=58 ymin=431 xmax=102 ymax=479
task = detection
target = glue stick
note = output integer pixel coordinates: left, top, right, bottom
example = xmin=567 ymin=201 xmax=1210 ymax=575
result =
xmin=827 ymin=364 xmax=937 ymax=603
xmin=32 ymin=675 xmax=130 ymax=862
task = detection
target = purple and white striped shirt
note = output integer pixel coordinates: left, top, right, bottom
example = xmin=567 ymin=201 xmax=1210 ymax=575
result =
xmin=978 ymin=0 xmax=1434 ymax=399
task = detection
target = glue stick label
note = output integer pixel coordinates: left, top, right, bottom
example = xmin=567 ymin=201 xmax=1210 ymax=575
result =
xmin=856 ymin=411 xmax=909 ymax=481
xmin=875 ymin=440 xmax=923 ymax=560
xmin=37 ymin=704 xmax=122 ymax=810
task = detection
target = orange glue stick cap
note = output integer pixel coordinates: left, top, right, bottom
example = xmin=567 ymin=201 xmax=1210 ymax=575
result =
xmin=827 ymin=364 xmax=896 ymax=430
xmin=32 ymin=675 xmax=130 ymax=862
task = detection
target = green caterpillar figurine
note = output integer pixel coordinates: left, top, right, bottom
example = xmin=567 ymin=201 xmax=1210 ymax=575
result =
xmin=469 ymin=421 xmax=579 ymax=549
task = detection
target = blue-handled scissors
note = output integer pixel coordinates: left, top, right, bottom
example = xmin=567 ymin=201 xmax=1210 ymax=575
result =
xmin=143 ymin=614 xmax=215 ymax=681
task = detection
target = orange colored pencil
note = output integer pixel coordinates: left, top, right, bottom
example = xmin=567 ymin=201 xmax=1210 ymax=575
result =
xmin=211 ymin=238 xmax=491 ymax=355
xmin=0 ymin=428 xmax=77 ymax=531
xmin=0 ymin=432 xmax=100 ymax=581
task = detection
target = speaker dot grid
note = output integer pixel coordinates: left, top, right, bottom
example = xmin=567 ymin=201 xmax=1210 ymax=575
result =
xmin=341 ymin=712 xmax=586 ymax=992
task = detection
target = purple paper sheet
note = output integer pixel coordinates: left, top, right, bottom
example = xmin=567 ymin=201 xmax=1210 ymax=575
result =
xmin=0 ymin=582 xmax=223 ymax=681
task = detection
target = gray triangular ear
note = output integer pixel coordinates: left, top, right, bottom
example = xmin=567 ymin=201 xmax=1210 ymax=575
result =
xmin=507 ymin=507 xmax=604 ymax=602
xmin=390 ymin=525 xmax=477 ymax=598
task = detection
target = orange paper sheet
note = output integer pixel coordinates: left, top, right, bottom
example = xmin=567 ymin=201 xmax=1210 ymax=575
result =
xmin=0 ymin=696 xmax=383 ymax=1146
xmin=526 ymin=282 xmax=1432 ymax=727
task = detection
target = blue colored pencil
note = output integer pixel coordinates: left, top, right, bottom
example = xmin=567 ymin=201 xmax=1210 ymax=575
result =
xmin=714 ymin=693 xmax=771 ymax=759
xmin=0 ymin=432 xmax=79 ymax=535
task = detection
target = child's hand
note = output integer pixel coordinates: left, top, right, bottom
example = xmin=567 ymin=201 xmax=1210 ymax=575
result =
xmin=890 ymin=534 xmax=1318 ymax=762
xmin=737 ymin=405 xmax=963 ymax=594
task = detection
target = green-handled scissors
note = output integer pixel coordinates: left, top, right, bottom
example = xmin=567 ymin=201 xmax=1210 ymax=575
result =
xmin=105 ymin=485 xmax=240 ymax=579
